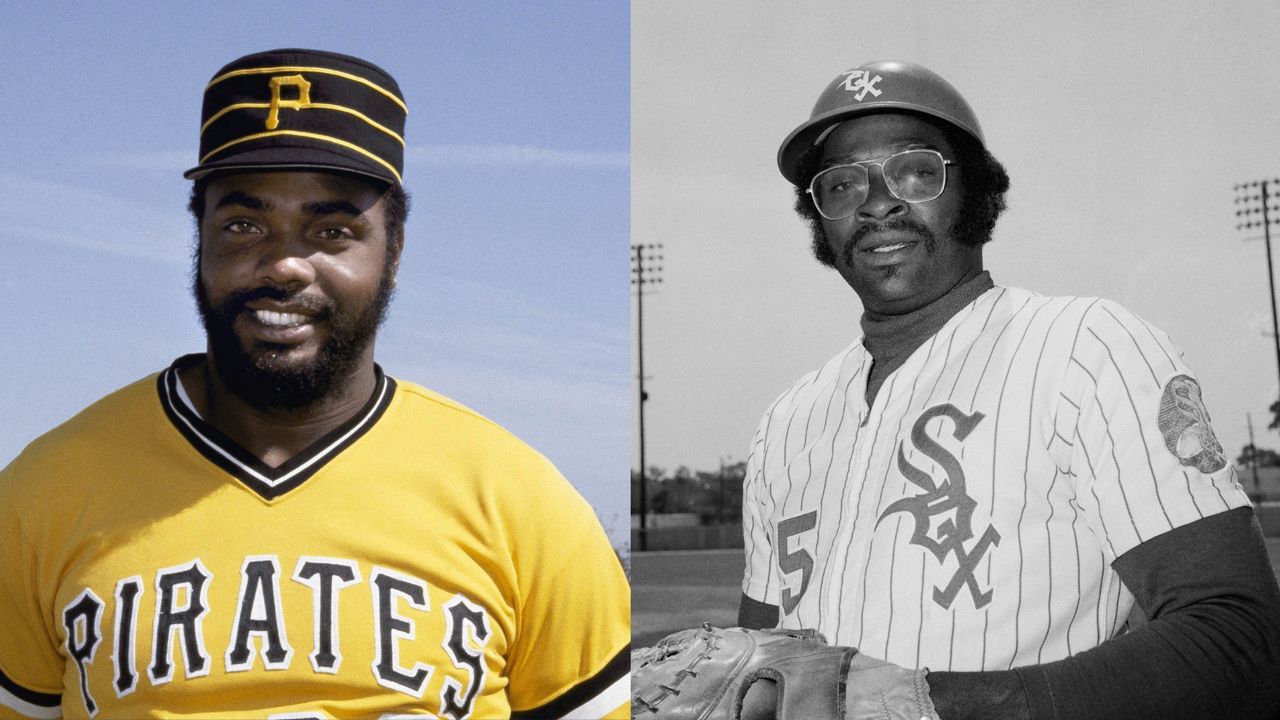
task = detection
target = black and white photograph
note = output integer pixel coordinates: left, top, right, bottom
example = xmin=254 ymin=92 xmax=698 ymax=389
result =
xmin=631 ymin=2 xmax=1280 ymax=718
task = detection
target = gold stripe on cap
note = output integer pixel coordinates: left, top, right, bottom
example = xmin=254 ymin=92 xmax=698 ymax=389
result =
xmin=201 ymin=129 xmax=402 ymax=184
xmin=208 ymin=65 xmax=408 ymax=114
xmin=201 ymin=102 xmax=405 ymax=146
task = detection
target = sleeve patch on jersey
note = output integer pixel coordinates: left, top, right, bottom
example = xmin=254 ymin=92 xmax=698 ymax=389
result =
xmin=1158 ymin=375 xmax=1226 ymax=474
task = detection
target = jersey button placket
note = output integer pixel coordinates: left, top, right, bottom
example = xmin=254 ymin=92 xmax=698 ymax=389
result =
xmin=840 ymin=368 xmax=897 ymax=645
xmin=817 ymin=378 xmax=865 ymax=631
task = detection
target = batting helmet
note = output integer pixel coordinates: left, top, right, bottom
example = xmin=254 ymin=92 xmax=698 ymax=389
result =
xmin=777 ymin=60 xmax=985 ymax=187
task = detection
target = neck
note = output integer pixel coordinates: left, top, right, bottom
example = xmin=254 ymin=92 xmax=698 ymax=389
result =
xmin=864 ymin=263 xmax=985 ymax=319
xmin=860 ymin=271 xmax=994 ymax=405
xmin=179 ymin=349 xmax=379 ymax=468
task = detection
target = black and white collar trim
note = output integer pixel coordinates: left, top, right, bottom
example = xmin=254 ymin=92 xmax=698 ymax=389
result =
xmin=157 ymin=354 xmax=396 ymax=500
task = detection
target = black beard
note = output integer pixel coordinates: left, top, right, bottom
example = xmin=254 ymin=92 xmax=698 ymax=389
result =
xmin=194 ymin=268 xmax=395 ymax=413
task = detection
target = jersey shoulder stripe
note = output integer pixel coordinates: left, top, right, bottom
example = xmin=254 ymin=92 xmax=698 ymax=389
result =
xmin=511 ymin=645 xmax=630 ymax=719
xmin=0 ymin=668 xmax=59 ymax=719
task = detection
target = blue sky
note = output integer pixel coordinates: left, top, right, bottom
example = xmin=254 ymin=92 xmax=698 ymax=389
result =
xmin=0 ymin=3 xmax=630 ymax=541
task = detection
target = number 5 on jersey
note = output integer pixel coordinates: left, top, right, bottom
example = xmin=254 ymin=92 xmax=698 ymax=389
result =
xmin=777 ymin=511 xmax=818 ymax=614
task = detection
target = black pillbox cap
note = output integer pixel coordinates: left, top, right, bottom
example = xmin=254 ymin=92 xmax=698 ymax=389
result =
xmin=184 ymin=48 xmax=407 ymax=186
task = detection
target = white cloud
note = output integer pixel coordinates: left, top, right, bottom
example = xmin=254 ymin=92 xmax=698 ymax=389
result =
xmin=84 ymin=149 xmax=191 ymax=173
xmin=406 ymin=144 xmax=627 ymax=168
xmin=0 ymin=172 xmax=190 ymax=266
xmin=80 ymin=144 xmax=629 ymax=171
xmin=0 ymin=225 xmax=186 ymax=266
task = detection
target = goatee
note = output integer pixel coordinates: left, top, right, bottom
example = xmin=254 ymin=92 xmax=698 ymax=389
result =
xmin=194 ymin=273 xmax=394 ymax=412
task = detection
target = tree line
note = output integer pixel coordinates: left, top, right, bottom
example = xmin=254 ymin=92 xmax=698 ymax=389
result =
xmin=632 ymin=461 xmax=747 ymax=523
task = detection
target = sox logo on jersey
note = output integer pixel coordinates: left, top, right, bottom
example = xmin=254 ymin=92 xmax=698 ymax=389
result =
xmin=878 ymin=404 xmax=1001 ymax=610
xmin=743 ymin=286 xmax=1249 ymax=670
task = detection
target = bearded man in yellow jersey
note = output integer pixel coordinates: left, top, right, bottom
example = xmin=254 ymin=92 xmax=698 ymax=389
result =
xmin=0 ymin=48 xmax=630 ymax=720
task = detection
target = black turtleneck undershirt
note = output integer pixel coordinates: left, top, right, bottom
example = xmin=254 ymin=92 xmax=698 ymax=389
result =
xmin=860 ymin=270 xmax=994 ymax=406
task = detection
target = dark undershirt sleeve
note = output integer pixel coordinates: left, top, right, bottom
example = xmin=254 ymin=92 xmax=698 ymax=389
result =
xmin=929 ymin=507 xmax=1280 ymax=719
xmin=738 ymin=592 xmax=779 ymax=630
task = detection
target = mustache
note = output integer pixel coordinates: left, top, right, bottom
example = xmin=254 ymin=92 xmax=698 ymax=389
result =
xmin=843 ymin=218 xmax=936 ymax=266
xmin=851 ymin=217 xmax=933 ymax=245
xmin=218 ymin=286 xmax=333 ymax=318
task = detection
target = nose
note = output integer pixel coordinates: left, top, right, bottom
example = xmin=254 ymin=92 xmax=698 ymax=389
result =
xmin=256 ymin=234 xmax=316 ymax=290
xmin=855 ymin=168 xmax=906 ymax=223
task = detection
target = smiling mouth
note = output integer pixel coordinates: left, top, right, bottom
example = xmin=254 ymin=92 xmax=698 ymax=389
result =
xmin=867 ymin=241 xmax=916 ymax=254
xmin=240 ymin=308 xmax=321 ymax=346
xmin=254 ymin=309 xmax=311 ymax=327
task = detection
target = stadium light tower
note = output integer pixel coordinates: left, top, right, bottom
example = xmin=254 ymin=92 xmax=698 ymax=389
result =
xmin=1235 ymin=178 xmax=1280 ymax=391
xmin=631 ymin=243 xmax=663 ymax=551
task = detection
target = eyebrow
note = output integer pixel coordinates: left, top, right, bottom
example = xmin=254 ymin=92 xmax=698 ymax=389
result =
xmin=821 ymin=142 xmax=936 ymax=169
xmin=211 ymin=193 xmax=365 ymax=218
xmin=213 ymin=191 xmax=265 ymax=211
xmin=302 ymin=200 xmax=365 ymax=217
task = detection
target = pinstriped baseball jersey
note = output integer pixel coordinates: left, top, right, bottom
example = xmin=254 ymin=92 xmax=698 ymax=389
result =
xmin=742 ymin=285 xmax=1249 ymax=671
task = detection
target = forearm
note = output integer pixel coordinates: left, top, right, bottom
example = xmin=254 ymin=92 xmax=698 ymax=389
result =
xmin=738 ymin=592 xmax=779 ymax=629
xmin=927 ymin=669 xmax=1031 ymax=719
xmin=928 ymin=508 xmax=1280 ymax=719
xmin=929 ymin=613 xmax=1280 ymax=720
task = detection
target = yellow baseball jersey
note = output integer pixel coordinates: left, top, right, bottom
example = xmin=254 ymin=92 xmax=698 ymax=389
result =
xmin=0 ymin=355 xmax=630 ymax=719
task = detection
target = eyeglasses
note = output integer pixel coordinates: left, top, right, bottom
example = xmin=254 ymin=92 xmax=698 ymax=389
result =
xmin=806 ymin=149 xmax=954 ymax=221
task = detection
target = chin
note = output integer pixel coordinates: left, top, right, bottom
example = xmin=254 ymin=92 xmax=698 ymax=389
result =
xmin=248 ymin=344 xmax=320 ymax=369
xmin=230 ymin=355 xmax=341 ymax=411
xmin=845 ymin=276 xmax=928 ymax=314
xmin=844 ymin=266 xmax=903 ymax=295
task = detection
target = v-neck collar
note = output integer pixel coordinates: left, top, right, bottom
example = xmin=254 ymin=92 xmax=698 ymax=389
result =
xmin=156 ymin=354 xmax=396 ymax=500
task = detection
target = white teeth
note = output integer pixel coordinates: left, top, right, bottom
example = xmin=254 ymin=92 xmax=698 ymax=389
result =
xmin=255 ymin=310 xmax=308 ymax=327
xmin=871 ymin=242 xmax=910 ymax=253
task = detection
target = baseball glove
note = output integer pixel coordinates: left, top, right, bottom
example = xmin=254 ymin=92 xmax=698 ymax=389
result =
xmin=631 ymin=624 xmax=855 ymax=719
